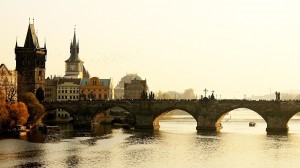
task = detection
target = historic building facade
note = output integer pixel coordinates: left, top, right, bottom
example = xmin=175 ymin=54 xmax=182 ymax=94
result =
xmin=45 ymin=76 xmax=60 ymax=102
xmin=80 ymin=77 xmax=113 ymax=100
xmin=124 ymin=78 xmax=148 ymax=99
xmin=114 ymin=74 xmax=142 ymax=99
xmin=0 ymin=64 xmax=18 ymax=101
xmin=57 ymin=78 xmax=81 ymax=101
xmin=64 ymin=29 xmax=89 ymax=79
xmin=15 ymin=22 xmax=47 ymax=101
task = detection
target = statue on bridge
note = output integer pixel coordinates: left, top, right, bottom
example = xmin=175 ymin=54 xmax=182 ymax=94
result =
xmin=141 ymin=90 xmax=148 ymax=100
xmin=141 ymin=90 xmax=155 ymax=100
xmin=275 ymin=91 xmax=280 ymax=101
xmin=210 ymin=92 xmax=215 ymax=100
xmin=149 ymin=91 xmax=155 ymax=100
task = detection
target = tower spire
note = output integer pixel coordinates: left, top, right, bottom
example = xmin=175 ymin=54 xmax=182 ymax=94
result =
xmin=73 ymin=25 xmax=76 ymax=44
xmin=24 ymin=20 xmax=39 ymax=48
xmin=44 ymin=37 xmax=46 ymax=49
xmin=15 ymin=36 xmax=18 ymax=48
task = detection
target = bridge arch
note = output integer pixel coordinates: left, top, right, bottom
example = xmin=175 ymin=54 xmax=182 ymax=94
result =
xmin=285 ymin=110 xmax=300 ymax=133
xmin=216 ymin=107 xmax=267 ymax=124
xmin=152 ymin=107 xmax=197 ymax=130
xmin=42 ymin=107 xmax=74 ymax=123
xmin=91 ymin=106 xmax=129 ymax=124
xmin=215 ymin=108 xmax=267 ymax=132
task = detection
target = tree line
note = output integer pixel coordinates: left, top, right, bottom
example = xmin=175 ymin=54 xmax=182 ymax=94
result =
xmin=0 ymin=92 xmax=44 ymax=132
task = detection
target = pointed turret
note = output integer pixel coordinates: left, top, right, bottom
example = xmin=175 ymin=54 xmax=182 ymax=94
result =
xmin=77 ymin=40 xmax=79 ymax=53
xmin=72 ymin=29 xmax=76 ymax=47
xmin=15 ymin=37 xmax=18 ymax=48
xmin=24 ymin=23 xmax=40 ymax=48
xmin=66 ymin=28 xmax=82 ymax=62
xmin=44 ymin=38 xmax=46 ymax=49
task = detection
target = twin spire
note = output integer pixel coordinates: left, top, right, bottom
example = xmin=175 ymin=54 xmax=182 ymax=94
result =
xmin=16 ymin=18 xmax=46 ymax=49
xmin=17 ymin=19 xmax=79 ymax=62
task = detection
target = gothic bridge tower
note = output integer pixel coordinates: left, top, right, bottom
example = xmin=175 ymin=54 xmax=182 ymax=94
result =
xmin=15 ymin=20 xmax=47 ymax=101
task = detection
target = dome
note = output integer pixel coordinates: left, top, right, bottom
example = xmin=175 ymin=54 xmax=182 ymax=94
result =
xmin=117 ymin=74 xmax=142 ymax=88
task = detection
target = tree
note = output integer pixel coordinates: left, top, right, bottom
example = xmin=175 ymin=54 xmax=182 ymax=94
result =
xmin=0 ymin=93 xmax=9 ymax=130
xmin=19 ymin=92 xmax=45 ymax=125
xmin=0 ymin=91 xmax=29 ymax=130
xmin=6 ymin=102 xmax=29 ymax=126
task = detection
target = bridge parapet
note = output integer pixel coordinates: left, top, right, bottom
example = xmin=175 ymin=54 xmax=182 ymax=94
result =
xmin=42 ymin=99 xmax=300 ymax=133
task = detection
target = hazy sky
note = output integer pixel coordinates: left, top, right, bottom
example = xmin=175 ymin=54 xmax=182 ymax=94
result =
xmin=1 ymin=0 xmax=300 ymax=98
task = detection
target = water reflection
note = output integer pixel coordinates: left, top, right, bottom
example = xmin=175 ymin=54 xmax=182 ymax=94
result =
xmin=2 ymin=118 xmax=300 ymax=168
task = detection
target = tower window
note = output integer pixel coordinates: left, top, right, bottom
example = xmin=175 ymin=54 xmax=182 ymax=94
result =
xmin=38 ymin=71 xmax=42 ymax=81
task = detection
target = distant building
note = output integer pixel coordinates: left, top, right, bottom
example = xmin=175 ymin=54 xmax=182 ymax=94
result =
xmin=15 ymin=21 xmax=47 ymax=101
xmin=114 ymin=74 xmax=142 ymax=99
xmin=45 ymin=76 xmax=60 ymax=101
xmin=80 ymin=77 xmax=114 ymax=100
xmin=124 ymin=78 xmax=148 ymax=99
xmin=57 ymin=78 xmax=81 ymax=101
xmin=0 ymin=64 xmax=18 ymax=101
xmin=64 ymin=29 xmax=90 ymax=79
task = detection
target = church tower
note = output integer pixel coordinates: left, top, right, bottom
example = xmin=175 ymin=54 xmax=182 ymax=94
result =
xmin=64 ymin=29 xmax=85 ymax=79
xmin=15 ymin=20 xmax=47 ymax=101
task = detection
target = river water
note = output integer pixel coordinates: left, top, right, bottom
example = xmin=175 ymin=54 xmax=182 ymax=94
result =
xmin=1 ymin=109 xmax=300 ymax=168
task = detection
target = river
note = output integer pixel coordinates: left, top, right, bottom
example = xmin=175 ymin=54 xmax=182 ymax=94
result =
xmin=1 ymin=109 xmax=300 ymax=168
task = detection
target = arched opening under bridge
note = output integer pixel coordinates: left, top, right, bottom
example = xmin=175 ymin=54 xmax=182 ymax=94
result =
xmin=92 ymin=106 xmax=129 ymax=125
xmin=287 ymin=112 xmax=300 ymax=133
xmin=43 ymin=108 xmax=74 ymax=124
xmin=153 ymin=109 xmax=197 ymax=133
xmin=218 ymin=108 xmax=267 ymax=133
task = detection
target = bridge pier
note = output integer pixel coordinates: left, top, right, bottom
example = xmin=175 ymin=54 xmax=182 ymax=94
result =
xmin=196 ymin=115 xmax=222 ymax=132
xmin=266 ymin=116 xmax=289 ymax=134
xmin=134 ymin=114 xmax=154 ymax=129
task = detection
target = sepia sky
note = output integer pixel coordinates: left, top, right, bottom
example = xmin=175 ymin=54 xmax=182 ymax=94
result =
xmin=1 ymin=0 xmax=300 ymax=98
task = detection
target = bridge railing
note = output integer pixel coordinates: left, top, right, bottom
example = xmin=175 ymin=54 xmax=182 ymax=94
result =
xmin=43 ymin=98 xmax=300 ymax=105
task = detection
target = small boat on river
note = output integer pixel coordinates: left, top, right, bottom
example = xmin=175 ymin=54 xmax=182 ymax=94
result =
xmin=249 ymin=122 xmax=256 ymax=127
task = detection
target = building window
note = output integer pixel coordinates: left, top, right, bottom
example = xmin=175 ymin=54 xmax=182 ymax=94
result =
xmin=38 ymin=71 xmax=42 ymax=81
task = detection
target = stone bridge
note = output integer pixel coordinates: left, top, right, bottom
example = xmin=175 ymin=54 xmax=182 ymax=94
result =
xmin=42 ymin=99 xmax=300 ymax=133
